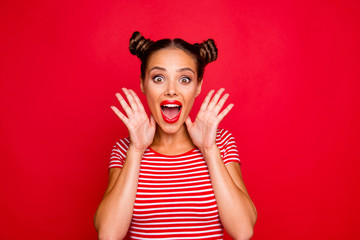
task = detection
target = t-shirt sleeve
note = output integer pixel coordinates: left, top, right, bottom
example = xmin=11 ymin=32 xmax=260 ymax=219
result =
xmin=109 ymin=137 xmax=130 ymax=169
xmin=216 ymin=129 xmax=241 ymax=165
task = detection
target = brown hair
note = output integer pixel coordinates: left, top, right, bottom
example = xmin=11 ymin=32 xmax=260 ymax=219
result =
xmin=129 ymin=31 xmax=218 ymax=81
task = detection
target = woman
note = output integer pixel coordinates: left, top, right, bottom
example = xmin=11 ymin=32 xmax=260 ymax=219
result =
xmin=94 ymin=31 xmax=257 ymax=240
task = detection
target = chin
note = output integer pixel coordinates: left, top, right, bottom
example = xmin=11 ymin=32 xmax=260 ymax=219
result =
xmin=157 ymin=120 xmax=186 ymax=134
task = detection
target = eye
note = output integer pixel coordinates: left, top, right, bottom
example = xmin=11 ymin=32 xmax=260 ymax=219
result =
xmin=153 ymin=75 xmax=164 ymax=83
xmin=180 ymin=76 xmax=191 ymax=83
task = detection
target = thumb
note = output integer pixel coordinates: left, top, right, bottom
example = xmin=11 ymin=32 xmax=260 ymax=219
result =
xmin=149 ymin=114 xmax=156 ymax=127
xmin=185 ymin=116 xmax=192 ymax=129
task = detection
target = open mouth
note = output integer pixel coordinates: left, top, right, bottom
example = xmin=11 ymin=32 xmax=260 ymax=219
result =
xmin=160 ymin=100 xmax=182 ymax=124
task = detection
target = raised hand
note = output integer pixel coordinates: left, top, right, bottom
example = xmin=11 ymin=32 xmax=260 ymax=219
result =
xmin=111 ymin=88 xmax=156 ymax=152
xmin=185 ymin=88 xmax=234 ymax=152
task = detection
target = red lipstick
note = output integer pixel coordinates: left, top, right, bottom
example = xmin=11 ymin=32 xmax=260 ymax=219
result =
xmin=160 ymin=100 xmax=182 ymax=124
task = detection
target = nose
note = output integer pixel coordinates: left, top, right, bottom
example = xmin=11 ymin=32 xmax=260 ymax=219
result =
xmin=165 ymin=80 xmax=178 ymax=97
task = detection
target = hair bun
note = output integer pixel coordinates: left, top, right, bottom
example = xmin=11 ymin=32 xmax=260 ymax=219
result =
xmin=129 ymin=31 xmax=154 ymax=59
xmin=197 ymin=39 xmax=218 ymax=64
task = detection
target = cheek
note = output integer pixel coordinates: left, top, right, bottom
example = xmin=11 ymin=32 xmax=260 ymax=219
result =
xmin=146 ymin=92 xmax=156 ymax=105
xmin=179 ymin=82 xmax=198 ymax=94
xmin=186 ymin=84 xmax=199 ymax=97
xmin=183 ymin=92 xmax=197 ymax=110
xmin=145 ymin=89 xmax=161 ymax=111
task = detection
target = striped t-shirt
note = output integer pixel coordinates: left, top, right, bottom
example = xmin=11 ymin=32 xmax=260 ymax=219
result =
xmin=109 ymin=129 xmax=241 ymax=240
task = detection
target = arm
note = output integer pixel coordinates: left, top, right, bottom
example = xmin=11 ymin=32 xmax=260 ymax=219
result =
xmin=185 ymin=88 xmax=257 ymax=240
xmin=201 ymin=147 xmax=257 ymax=240
xmin=94 ymin=88 xmax=155 ymax=240
xmin=94 ymin=147 xmax=144 ymax=239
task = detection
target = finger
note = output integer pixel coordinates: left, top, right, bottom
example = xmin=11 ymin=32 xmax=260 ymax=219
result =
xmin=217 ymin=103 xmax=234 ymax=122
xmin=213 ymin=93 xmax=229 ymax=115
xmin=129 ymin=89 xmax=145 ymax=112
xmin=111 ymin=106 xmax=130 ymax=126
xmin=200 ymin=90 xmax=215 ymax=111
xmin=122 ymin=88 xmax=138 ymax=112
xmin=115 ymin=92 xmax=132 ymax=116
xmin=207 ymin=88 xmax=225 ymax=110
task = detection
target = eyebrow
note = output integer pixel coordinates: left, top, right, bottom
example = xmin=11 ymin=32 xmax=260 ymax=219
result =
xmin=149 ymin=66 xmax=195 ymax=74
xmin=178 ymin=68 xmax=195 ymax=74
xmin=149 ymin=66 xmax=166 ymax=72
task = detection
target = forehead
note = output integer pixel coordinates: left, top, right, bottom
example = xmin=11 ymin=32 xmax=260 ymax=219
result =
xmin=146 ymin=48 xmax=197 ymax=72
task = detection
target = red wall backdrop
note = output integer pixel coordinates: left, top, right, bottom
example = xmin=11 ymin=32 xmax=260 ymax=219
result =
xmin=1 ymin=0 xmax=359 ymax=239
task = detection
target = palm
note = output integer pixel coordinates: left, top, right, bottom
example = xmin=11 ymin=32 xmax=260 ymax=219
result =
xmin=126 ymin=108 xmax=155 ymax=150
xmin=111 ymin=88 xmax=156 ymax=151
xmin=186 ymin=88 xmax=234 ymax=151
xmin=187 ymin=109 xmax=218 ymax=149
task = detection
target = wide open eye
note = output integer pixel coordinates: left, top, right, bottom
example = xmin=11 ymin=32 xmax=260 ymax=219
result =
xmin=153 ymin=75 xmax=164 ymax=83
xmin=180 ymin=76 xmax=191 ymax=83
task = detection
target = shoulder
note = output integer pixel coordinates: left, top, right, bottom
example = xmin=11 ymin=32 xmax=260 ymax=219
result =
xmin=215 ymin=128 xmax=237 ymax=146
xmin=215 ymin=128 xmax=241 ymax=165
xmin=112 ymin=136 xmax=131 ymax=152
xmin=110 ymin=136 xmax=130 ymax=166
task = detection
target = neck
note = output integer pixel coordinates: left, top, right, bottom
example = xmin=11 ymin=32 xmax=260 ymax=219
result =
xmin=151 ymin=124 xmax=195 ymax=154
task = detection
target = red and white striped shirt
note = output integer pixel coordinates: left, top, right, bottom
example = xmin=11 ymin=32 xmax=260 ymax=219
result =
xmin=109 ymin=129 xmax=241 ymax=240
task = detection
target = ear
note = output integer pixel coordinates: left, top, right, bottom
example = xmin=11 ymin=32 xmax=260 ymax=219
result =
xmin=140 ymin=77 xmax=145 ymax=94
xmin=195 ymin=79 xmax=203 ymax=97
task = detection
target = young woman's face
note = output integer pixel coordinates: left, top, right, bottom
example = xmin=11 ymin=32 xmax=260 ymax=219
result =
xmin=141 ymin=48 xmax=202 ymax=134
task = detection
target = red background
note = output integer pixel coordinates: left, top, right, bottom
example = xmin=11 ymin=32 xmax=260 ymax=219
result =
xmin=1 ymin=0 xmax=359 ymax=239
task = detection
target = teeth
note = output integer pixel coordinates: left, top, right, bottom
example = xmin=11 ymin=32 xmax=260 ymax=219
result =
xmin=162 ymin=104 xmax=181 ymax=107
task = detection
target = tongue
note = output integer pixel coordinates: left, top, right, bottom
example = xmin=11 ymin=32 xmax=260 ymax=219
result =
xmin=162 ymin=107 xmax=179 ymax=119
